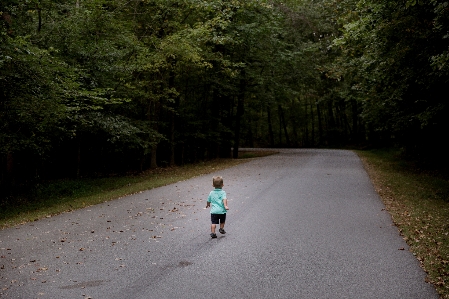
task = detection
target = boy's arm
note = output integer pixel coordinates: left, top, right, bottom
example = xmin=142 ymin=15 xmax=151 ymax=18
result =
xmin=206 ymin=193 xmax=211 ymax=208
xmin=223 ymin=198 xmax=229 ymax=210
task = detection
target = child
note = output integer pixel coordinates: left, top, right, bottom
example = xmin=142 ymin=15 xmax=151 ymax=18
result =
xmin=206 ymin=176 xmax=229 ymax=238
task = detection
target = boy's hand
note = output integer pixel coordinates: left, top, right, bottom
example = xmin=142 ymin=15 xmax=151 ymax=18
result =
xmin=206 ymin=202 xmax=210 ymax=208
xmin=225 ymin=206 xmax=229 ymax=210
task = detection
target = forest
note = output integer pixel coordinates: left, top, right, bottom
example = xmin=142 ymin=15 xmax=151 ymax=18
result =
xmin=1 ymin=0 xmax=448 ymax=191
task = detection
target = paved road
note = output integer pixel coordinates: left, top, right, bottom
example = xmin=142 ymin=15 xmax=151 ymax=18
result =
xmin=0 ymin=149 xmax=438 ymax=298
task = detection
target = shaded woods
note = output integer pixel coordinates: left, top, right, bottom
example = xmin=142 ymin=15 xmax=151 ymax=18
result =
xmin=1 ymin=0 xmax=448 ymax=194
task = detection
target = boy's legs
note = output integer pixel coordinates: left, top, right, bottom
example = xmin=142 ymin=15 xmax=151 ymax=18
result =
xmin=210 ymin=214 xmax=226 ymax=237
xmin=210 ymin=214 xmax=219 ymax=237
xmin=211 ymin=223 xmax=224 ymax=234
xmin=218 ymin=214 xmax=226 ymax=234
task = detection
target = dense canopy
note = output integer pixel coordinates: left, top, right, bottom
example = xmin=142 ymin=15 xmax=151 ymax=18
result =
xmin=1 ymin=0 xmax=448 ymax=186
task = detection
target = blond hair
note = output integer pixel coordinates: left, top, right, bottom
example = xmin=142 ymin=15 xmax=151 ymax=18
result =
xmin=213 ymin=176 xmax=223 ymax=188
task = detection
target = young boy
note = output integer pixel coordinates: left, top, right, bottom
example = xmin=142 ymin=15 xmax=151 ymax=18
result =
xmin=206 ymin=176 xmax=229 ymax=238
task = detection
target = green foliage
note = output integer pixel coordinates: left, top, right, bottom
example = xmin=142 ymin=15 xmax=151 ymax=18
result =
xmin=2 ymin=0 xmax=449 ymax=294
xmin=0 ymin=34 xmax=67 ymax=155
xmin=1 ymin=0 xmax=448 ymax=186
xmin=330 ymin=0 xmax=449 ymax=157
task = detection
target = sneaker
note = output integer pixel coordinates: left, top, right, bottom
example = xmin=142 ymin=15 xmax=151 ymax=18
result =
xmin=210 ymin=233 xmax=217 ymax=238
xmin=219 ymin=228 xmax=226 ymax=234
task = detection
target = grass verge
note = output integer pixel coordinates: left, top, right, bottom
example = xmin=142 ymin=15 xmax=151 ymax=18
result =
xmin=0 ymin=151 xmax=277 ymax=230
xmin=357 ymin=148 xmax=449 ymax=298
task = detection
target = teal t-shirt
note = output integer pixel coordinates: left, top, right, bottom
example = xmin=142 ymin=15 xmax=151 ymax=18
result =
xmin=207 ymin=188 xmax=227 ymax=214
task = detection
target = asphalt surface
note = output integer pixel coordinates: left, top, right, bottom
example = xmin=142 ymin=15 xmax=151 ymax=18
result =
xmin=0 ymin=149 xmax=438 ymax=298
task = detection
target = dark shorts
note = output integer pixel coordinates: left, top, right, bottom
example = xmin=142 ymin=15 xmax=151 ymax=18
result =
xmin=211 ymin=213 xmax=226 ymax=224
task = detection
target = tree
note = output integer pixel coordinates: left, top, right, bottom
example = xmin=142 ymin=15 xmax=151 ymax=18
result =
xmin=332 ymin=0 xmax=449 ymax=159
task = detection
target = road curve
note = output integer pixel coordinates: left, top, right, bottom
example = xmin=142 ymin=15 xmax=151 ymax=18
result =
xmin=0 ymin=149 xmax=438 ymax=298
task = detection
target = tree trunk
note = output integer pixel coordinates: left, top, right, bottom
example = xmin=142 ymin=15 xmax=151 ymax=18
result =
xmin=304 ymin=100 xmax=309 ymax=146
xmin=37 ymin=1 xmax=42 ymax=32
xmin=327 ymin=101 xmax=336 ymax=144
xmin=210 ymin=87 xmax=220 ymax=158
xmin=219 ymin=96 xmax=232 ymax=158
xmin=169 ymin=111 xmax=175 ymax=166
xmin=278 ymin=107 xmax=282 ymax=145
xmin=147 ymin=99 xmax=160 ymax=169
xmin=233 ymin=95 xmax=244 ymax=158
xmin=5 ymin=153 xmax=14 ymax=185
xmin=150 ymin=145 xmax=158 ymax=169
xmin=340 ymin=102 xmax=352 ymax=141
xmin=278 ymin=104 xmax=291 ymax=147
xmin=168 ymin=64 xmax=180 ymax=166
xmin=267 ymin=105 xmax=274 ymax=147
xmin=316 ymin=101 xmax=323 ymax=146
xmin=76 ymin=138 xmax=81 ymax=178
xmin=248 ymin=115 xmax=254 ymax=148
xmin=290 ymin=99 xmax=299 ymax=147
xmin=180 ymin=144 xmax=185 ymax=165
xmin=351 ymin=99 xmax=359 ymax=142
xmin=310 ymin=100 xmax=315 ymax=147
xmin=233 ymin=77 xmax=245 ymax=159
